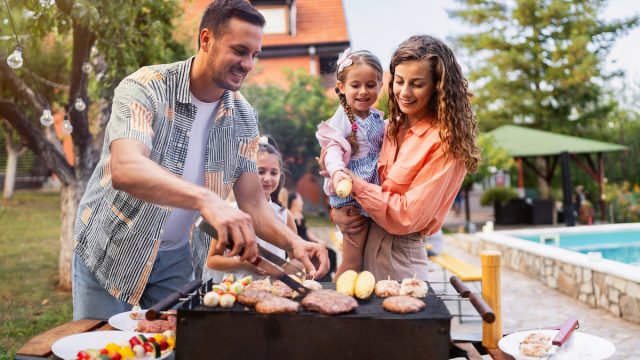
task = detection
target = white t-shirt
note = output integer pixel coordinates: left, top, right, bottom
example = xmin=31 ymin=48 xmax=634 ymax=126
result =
xmin=202 ymin=200 xmax=288 ymax=283
xmin=160 ymin=95 xmax=219 ymax=251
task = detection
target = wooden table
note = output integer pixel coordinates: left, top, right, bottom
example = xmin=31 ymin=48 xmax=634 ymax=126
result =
xmin=15 ymin=319 xmax=115 ymax=360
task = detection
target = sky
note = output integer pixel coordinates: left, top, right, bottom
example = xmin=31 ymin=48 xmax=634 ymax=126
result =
xmin=343 ymin=0 xmax=640 ymax=93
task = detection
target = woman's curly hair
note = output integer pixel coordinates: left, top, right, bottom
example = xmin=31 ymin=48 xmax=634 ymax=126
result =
xmin=387 ymin=35 xmax=480 ymax=172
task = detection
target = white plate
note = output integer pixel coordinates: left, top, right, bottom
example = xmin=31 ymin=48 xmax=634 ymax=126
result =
xmin=498 ymin=329 xmax=615 ymax=360
xmin=108 ymin=310 xmax=146 ymax=331
xmin=51 ymin=330 xmax=172 ymax=360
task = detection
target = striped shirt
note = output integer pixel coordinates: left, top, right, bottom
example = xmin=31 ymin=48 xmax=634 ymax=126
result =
xmin=74 ymin=57 xmax=260 ymax=305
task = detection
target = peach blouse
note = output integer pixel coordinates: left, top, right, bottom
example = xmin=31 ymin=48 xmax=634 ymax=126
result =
xmin=351 ymin=119 xmax=467 ymax=236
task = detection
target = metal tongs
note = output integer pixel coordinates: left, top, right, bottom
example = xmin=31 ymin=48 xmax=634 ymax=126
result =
xmin=195 ymin=216 xmax=312 ymax=296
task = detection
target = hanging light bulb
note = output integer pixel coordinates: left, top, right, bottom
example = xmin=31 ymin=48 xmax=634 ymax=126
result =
xmin=82 ymin=61 xmax=93 ymax=74
xmin=40 ymin=107 xmax=54 ymax=127
xmin=62 ymin=113 xmax=73 ymax=135
xmin=74 ymin=97 xmax=86 ymax=112
xmin=7 ymin=46 xmax=23 ymax=69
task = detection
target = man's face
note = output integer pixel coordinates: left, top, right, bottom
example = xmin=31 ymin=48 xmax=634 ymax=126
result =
xmin=204 ymin=18 xmax=263 ymax=91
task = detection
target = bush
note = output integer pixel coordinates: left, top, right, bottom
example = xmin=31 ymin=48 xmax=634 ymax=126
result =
xmin=480 ymin=187 xmax=519 ymax=206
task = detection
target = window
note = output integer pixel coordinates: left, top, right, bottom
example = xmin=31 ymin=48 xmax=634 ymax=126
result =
xmin=257 ymin=6 xmax=289 ymax=35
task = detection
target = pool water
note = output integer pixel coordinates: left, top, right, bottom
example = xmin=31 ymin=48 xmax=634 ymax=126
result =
xmin=516 ymin=229 xmax=640 ymax=266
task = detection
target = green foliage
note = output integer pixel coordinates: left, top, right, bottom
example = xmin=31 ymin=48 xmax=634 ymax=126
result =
xmin=2 ymin=0 xmax=188 ymax=105
xmin=480 ymin=186 xmax=519 ymax=206
xmin=603 ymin=181 xmax=640 ymax=223
xmin=450 ymin=0 xmax=639 ymax=134
xmin=243 ymin=69 xmax=338 ymax=181
xmin=463 ymin=134 xmax=515 ymax=187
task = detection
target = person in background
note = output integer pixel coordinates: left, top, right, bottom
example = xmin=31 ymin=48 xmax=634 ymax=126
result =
xmin=425 ymin=229 xmax=444 ymax=257
xmin=204 ymin=139 xmax=296 ymax=281
xmin=288 ymin=192 xmax=337 ymax=282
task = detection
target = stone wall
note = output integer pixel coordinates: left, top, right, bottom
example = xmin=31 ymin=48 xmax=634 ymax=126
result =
xmin=449 ymin=233 xmax=640 ymax=324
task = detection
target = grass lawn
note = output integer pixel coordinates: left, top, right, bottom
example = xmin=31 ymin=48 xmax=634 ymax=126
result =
xmin=0 ymin=190 xmax=71 ymax=360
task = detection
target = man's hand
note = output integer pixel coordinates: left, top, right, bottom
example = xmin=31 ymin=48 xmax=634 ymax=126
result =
xmin=331 ymin=205 xmax=368 ymax=235
xmin=289 ymin=239 xmax=330 ymax=279
xmin=199 ymin=196 xmax=258 ymax=262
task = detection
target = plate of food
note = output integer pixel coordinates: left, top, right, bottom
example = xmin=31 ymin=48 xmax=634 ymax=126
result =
xmin=108 ymin=309 xmax=176 ymax=333
xmin=498 ymin=329 xmax=615 ymax=360
xmin=52 ymin=330 xmax=175 ymax=359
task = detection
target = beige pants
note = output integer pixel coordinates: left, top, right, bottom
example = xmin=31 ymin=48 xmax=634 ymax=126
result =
xmin=363 ymin=222 xmax=429 ymax=281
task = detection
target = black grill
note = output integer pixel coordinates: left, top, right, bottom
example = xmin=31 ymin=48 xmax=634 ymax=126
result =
xmin=174 ymin=281 xmax=452 ymax=360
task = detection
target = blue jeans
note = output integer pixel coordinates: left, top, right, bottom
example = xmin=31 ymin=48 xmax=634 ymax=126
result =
xmin=72 ymin=243 xmax=194 ymax=320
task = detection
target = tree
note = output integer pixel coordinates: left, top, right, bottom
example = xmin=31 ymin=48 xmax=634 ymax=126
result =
xmin=2 ymin=120 xmax=27 ymax=199
xmin=450 ymin=0 xmax=638 ymax=134
xmin=243 ymin=69 xmax=338 ymax=182
xmin=462 ymin=135 xmax=514 ymax=229
xmin=0 ymin=0 xmax=187 ymax=289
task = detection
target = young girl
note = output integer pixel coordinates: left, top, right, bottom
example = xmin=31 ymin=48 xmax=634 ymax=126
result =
xmin=203 ymin=137 xmax=297 ymax=282
xmin=316 ymin=48 xmax=384 ymax=278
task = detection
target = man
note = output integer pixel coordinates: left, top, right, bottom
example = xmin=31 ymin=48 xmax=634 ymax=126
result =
xmin=73 ymin=0 xmax=329 ymax=320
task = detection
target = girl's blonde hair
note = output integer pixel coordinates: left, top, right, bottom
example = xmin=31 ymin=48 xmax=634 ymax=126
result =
xmin=335 ymin=50 xmax=383 ymax=155
xmin=387 ymin=35 xmax=480 ymax=172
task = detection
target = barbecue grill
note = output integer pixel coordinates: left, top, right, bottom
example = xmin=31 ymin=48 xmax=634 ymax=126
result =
xmin=171 ymin=278 xmax=492 ymax=360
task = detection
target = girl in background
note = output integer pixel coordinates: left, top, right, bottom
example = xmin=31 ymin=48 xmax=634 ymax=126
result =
xmin=204 ymin=138 xmax=296 ymax=281
xmin=316 ymin=48 xmax=384 ymax=278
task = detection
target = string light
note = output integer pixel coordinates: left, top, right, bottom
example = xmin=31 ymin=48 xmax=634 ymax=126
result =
xmin=82 ymin=61 xmax=92 ymax=74
xmin=74 ymin=97 xmax=86 ymax=112
xmin=6 ymin=46 xmax=23 ymax=69
xmin=61 ymin=113 xmax=73 ymax=135
xmin=39 ymin=107 xmax=54 ymax=127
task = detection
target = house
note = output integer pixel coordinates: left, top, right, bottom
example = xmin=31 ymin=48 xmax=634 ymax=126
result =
xmin=182 ymin=0 xmax=351 ymax=87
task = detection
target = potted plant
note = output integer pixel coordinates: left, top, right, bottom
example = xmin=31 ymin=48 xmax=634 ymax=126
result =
xmin=480 ymin=187 xmax=526 ymax=225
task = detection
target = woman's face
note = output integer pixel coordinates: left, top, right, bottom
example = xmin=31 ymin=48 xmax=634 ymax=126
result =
xmin=257 ymin=152 xmax=281 ymax=199
xmin=392 ymin=59 xmax=435 ymax=122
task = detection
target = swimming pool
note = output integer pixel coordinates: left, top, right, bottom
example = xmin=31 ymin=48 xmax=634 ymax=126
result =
xmin=514 ymin=228 xmax=640 ymax=266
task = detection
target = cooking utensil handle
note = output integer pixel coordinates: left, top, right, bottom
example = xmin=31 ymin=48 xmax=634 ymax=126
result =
xmin=450 ymin=275 xmax=471 ymax=298
xmin=552 ymin=317 xmax=579 ymax=346
xmin=146 ymin=292 xmax=181 ymax=320
xmin=469 ymin=292 xmax=495 ymax=323
xmin=179 ymin=279 xmax=203 ymax=296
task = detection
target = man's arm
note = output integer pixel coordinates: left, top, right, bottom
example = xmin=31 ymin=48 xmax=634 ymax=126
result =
xmin=110 ymin=139 xmax=258 ymax=261
xmin=233 ymin=172 xmax=330 ymax=278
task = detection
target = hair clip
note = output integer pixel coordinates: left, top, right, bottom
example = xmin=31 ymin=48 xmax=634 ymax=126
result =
xmin=337 ymin=48 xmax=353 ymax=73
xmin=259 ymin=136 xmax=269 ymax=145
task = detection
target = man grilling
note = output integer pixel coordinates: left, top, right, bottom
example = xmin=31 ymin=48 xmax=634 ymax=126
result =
xmin=72 ymin=0 xmax=329 ymax=320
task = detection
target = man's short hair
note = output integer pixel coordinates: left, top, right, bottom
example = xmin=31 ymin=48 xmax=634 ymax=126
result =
xmin=198 ymin=0 xmax=266 ymax=49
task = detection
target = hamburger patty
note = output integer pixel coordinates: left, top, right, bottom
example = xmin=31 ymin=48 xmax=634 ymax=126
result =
xmin=301 ymin=289 xmax=358 ymax=315
xmin=255 ymin=296 xmax=300 ymax=314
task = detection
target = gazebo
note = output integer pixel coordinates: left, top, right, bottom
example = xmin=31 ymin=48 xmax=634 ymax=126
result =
xmin=485 ymin=125 xmax=627 ymax=225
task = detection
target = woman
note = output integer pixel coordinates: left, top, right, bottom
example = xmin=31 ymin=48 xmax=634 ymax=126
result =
xmin=324 ymin=35 xmax=480 ymax=280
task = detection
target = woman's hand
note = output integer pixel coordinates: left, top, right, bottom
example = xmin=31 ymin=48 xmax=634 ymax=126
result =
xmin=331 ymin=170 xmax=350 ymax=192
xmin=331 ymin=205 xmax=368 ymax=235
